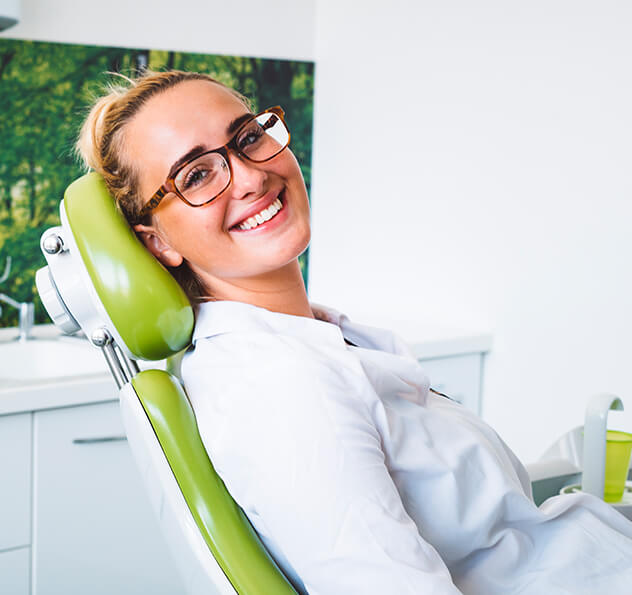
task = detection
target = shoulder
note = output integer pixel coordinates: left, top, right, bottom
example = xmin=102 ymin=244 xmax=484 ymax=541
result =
xmin=182 ymin=330 xmax=361 ymax=414
xmin=180 ymin=331 xmax=375 ymax=484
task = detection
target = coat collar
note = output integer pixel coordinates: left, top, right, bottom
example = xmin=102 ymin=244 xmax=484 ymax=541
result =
xmin=192 ymin=300 xmax=350 ymax=348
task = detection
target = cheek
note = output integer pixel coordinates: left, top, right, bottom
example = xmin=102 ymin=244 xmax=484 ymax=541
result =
xmin=158 ymin=202 xmax=225 ymax=254
xmin=272 ymin=149 xmax=304 ymax=183
xmin=279 ymin=156 xmax=310 ymax=212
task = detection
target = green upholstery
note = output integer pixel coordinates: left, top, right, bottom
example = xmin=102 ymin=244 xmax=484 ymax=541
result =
xmin=64 ymin=173 xmax=298 ymax=594
xmin=133 ymin=370 xmax=298 ymax=594
xmin=64 ymin=173 xmax=194 ymax=360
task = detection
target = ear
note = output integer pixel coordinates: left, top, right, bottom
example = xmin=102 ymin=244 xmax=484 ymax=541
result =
xmin=134 ymin=223 xmax=184 ymax=268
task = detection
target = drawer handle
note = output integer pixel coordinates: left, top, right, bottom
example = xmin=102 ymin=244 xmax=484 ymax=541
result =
xmin=73 ymin=435 xmax=127 ymax=444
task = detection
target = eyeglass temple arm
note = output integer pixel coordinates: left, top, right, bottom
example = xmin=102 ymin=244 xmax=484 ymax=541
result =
xmin=138 ymin=186 xmax=168 ymax=221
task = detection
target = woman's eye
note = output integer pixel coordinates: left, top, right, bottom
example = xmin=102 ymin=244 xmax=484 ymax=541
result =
xmin=238 ymin=127 xmax=264 ymax=149
xmin=182 ymin=166 xmax=211 ymax=190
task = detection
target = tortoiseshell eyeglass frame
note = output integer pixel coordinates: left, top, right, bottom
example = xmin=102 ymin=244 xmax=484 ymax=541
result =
xmin=135 ymin=106 xmax=290 ymax=223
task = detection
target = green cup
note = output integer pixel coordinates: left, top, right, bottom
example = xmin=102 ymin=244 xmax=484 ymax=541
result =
xmin=604 ymin=430 xmax=632 ymax=503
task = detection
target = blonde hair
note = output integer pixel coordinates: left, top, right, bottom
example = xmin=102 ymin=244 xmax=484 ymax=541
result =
xmin=75 ymin=69 xmax=250 ymax=301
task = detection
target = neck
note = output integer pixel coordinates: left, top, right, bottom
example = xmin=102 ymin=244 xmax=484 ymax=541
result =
xmin=197 ymin=259 xmax=314 ymax=319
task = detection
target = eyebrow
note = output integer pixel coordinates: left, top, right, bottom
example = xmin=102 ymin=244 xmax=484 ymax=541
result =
xmin=166 ymin=112 xmax=254 ymax=180
xmin=166 ymin=144 xmax=207 ymax=180
xmin=227 ymin=112 xmax=255 ymax=135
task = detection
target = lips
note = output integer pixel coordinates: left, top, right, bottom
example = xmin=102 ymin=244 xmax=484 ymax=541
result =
xmin=229 ymin=189 xmax=283 ymax=230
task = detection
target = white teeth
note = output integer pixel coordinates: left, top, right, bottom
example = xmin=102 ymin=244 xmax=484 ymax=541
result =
xmin=237 ymin=197 xmax=283 ymax=230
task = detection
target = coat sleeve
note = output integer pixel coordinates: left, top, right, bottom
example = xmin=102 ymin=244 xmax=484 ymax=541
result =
xmin=192 ymin=349 xmax=462 ymax=595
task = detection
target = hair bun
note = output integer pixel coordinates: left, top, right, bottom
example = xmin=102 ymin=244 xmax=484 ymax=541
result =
xmin=75 ymin=91 xmax=122 ymax=173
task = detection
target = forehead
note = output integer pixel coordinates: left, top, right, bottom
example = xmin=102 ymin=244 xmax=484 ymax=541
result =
xmin=125 ymin=80 xmax=249 ymax=186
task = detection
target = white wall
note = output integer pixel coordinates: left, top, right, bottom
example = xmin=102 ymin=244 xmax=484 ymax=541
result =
xmin=0 ymin=0 xmax=315 ymax=60
xmin=309 ymin=0 xmax=632 ymax=461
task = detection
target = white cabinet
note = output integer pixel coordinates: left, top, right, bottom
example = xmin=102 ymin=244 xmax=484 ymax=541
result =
xmin=32 ymin=401 xmax=184 ymax=595
xmin=0 ymin=413 xmax=31 ymax=551
xmin=0 ymin=547 xmax=30 ymax=595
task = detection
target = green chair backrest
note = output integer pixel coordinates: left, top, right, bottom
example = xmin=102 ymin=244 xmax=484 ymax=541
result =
xmin=132 ymin=370 xmax=299 ymax=594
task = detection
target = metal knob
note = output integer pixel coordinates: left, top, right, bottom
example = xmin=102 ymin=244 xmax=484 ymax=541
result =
xmin=91 ymin=327 xmax=112 ymax=347
xmin=43 ymin=234 xmax=64 ymax=254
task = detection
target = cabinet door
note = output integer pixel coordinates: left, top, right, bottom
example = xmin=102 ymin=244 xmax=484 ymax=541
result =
xmin=0 ymin=547 xmax=29 ymax=595
xmin=0 ymin=412 xmax=31 ymax=551
xmin=33 ymin=401 xmax=184 ymax=595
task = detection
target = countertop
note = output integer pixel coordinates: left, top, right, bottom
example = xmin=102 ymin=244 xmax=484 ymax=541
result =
xmin=0 ymin=325 xmax=116 ymax=415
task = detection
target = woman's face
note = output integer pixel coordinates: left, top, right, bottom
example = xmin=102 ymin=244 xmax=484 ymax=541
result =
xmin=125 ymin=80 xmax=311 ymax=295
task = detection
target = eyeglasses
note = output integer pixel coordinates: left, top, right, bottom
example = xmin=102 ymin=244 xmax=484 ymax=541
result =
xmin=137 ymin=106 xmax=290 ymax=222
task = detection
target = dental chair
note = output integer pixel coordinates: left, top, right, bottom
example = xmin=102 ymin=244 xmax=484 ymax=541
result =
xmin=35 ymin=172 xmax=299 ymax=595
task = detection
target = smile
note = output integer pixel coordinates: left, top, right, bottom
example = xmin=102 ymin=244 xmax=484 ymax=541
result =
xmin=235 ymin=196 xmax=284 ymax=231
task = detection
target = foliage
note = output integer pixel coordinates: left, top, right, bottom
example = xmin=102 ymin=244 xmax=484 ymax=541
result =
xmin=0 ymin=39 xmax=314 ymax=327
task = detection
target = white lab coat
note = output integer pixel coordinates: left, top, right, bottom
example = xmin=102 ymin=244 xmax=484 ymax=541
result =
xmin=181 ymin=300 xmax=632 ymax=594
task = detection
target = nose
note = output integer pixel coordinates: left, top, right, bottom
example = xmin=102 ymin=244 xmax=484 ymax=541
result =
xmin=226 ymin=150 xmax=267 ymax=200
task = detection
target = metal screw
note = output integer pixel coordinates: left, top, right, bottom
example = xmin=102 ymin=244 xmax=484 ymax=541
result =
xmin=43 ymin=234 xmax=64 ymax=254
xmin=91 ymin=327 xmax=112 ymax=347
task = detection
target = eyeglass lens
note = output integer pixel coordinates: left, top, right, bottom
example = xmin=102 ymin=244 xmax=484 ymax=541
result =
xmin=174 ymin=111 xmax=289 ymax=205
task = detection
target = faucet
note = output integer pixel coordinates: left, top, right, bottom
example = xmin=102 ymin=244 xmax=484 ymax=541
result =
xmin=0 ymin=256 xmax=35 ymax=341
xmin=0 ymin=294 xmax=35 ymax=341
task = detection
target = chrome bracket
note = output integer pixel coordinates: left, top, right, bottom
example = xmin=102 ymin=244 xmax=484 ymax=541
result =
xmin=91 ymin=327 xmax=139 ymax=389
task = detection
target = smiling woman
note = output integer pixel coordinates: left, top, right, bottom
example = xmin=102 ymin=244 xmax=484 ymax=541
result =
xmin=76 ymin=71 xmax=312 ymax=314
xmin=75 ymin=70 xmax=632 ymax=595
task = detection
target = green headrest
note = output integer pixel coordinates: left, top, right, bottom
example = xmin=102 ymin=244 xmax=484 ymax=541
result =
xmin=64 ymin=172 xmax=194 ymax=360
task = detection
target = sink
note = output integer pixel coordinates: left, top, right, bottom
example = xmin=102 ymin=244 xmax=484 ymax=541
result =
xmin=0 ymin=337 xmax=108 ymax=382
